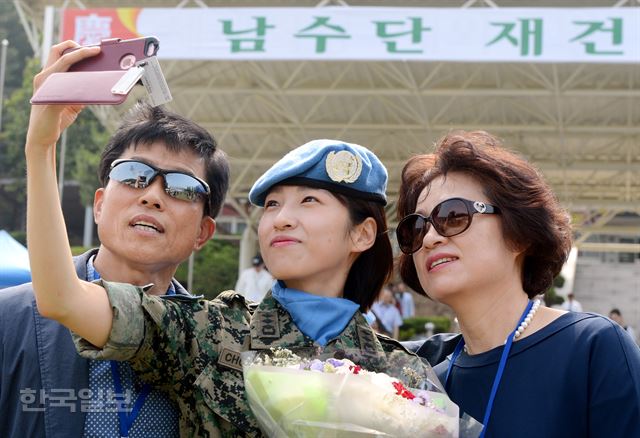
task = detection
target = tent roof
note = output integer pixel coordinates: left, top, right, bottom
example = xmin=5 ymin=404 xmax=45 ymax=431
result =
xmin=13 ymin=0 xmax=640 ymax=253
xmin=0 ymin=230 xmax=31 ymax=288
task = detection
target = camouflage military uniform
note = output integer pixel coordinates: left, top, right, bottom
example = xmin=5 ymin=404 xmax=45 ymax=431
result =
xmin=74 ymin=280 xmax=432 ymax=438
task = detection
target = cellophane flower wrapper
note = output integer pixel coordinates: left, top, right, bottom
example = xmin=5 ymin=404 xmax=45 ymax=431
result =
xmin=242 ymin=347 xmax=479 ymax=438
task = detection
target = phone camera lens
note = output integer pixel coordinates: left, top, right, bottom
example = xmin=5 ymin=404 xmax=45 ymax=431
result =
xmin=120 ymin=54 xmax=136 ymax=70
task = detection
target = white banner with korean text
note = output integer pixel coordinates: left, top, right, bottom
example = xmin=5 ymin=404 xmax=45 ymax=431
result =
xmin=61 ymin=7 xmax=640 ymax=63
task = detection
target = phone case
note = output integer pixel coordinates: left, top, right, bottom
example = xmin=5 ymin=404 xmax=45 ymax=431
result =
xmin=64 ymin=37 xmax=159 ymax=72
xmin=30 ymin=70 xmax=130 ymax=105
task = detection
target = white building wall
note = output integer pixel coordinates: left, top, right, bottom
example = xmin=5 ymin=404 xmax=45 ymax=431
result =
xmin=572 ymin=257 xmax=640 ymax=338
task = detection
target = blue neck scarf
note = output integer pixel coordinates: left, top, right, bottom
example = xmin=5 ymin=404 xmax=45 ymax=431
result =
xmin=271 ymin=280 xmax=360 ymax=346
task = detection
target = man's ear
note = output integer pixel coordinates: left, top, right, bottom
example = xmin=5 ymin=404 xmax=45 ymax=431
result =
xmin=194 ymin=216 xmax=216 ymax=251
xmin=93 ymin=188 xmax=105 ymax=223
xmin=351 ymin=217 xmax=377 ymax=254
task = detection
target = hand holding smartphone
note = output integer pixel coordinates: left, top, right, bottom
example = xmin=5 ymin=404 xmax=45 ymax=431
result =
xmin=63 ymin=37 xmax=159 ymax=72
xmin=31 ymin=37 xmax=160 ymax=105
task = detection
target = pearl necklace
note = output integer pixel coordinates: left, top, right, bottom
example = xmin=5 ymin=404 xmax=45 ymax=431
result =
xmin=464 ymin=299 xmax=541 ymax=354
xmin=513 ymin=299 xmax=541 ymax=340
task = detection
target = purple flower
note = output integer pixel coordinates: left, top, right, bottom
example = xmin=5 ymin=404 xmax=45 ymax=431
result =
xmin=308 ymin=359 xmax=325 ymax=372
xmin=326 ymin=358 xmax=344 ymax=368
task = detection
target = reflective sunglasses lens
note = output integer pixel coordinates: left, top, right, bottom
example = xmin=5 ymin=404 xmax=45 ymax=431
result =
xmin=164 ymin=173 xmax=208 ymax=202
xmin=397 ymin=215 xmax=428 ymax=254
xmin=109 ymin=161 xmax=155 ymax=189
xmin=432 ymin=199 xmax=471 ymax=237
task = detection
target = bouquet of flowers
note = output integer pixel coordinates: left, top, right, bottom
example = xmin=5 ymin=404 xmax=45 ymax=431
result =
xmin=242 ymin=348 xmax=467 ymax=437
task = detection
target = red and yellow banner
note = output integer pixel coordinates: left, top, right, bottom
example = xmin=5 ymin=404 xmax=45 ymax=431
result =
xmin=62 ymin=9 xmax=142 ymax=44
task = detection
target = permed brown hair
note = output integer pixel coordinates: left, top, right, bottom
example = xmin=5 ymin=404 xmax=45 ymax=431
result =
xmin=397 ymin=131 xmax=572 ymax=299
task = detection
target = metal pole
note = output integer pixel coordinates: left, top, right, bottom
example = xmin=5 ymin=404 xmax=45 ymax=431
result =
xmin=42 ymin=6 xmax=66 ymax=204
xmin=187 ymin=252 xmax=195 ymax=292
xmin=58 ymin=129 xmax=67 ymax=202
xmin=239 ymin=226 xmax=254 ymax=275
xmin=82 ymin=205 xmax=94 ymax=248
xmin=0 ymin=39 xmax=8 ymax=132
xmin=41 ymin=6 xmax=55 ymax=67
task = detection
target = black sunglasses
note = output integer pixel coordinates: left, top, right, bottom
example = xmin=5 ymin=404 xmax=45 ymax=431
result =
xmin=108 ymin=159 xmax=211 ymax=213
xmin=396 ymin=197 xmax=500 ymax=255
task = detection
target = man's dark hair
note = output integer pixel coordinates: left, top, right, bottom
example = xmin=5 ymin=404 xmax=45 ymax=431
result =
xmin=98 ymin=103 xmax=229 ymax=218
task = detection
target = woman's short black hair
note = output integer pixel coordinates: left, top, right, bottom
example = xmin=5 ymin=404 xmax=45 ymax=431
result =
xmin=335 ymin=194 xmax=393 ymax=311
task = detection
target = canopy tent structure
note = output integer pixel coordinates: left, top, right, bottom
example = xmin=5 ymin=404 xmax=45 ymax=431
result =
xmin=0 ymin=230 xmax=31 ymax=289
xmin=12 ymin=0 xmax=639 ymax=262
xmin=10 ymin=0 xmax=638 ymax=337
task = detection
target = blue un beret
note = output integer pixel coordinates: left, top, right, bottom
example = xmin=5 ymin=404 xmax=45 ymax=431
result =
xmin=249 ymin=139 xmax=388 ymax=207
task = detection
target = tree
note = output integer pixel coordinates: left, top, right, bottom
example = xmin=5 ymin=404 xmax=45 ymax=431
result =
xmin=175 ymin=240 xmax=240 ymax=300
xmin=544 ymin=274 xmax=566 ymax=307
xmin=0 ymin=58 xmax=39 ymax=230
xmin=68 ymin=111 xmax=110 ymax=206
xmin=0 ymin=57 xmax=108 ymax=233
xmin=0 ymin=2 xmax=34 ymax=99
xmin=0 ymin=3 xmax=35 ymax=230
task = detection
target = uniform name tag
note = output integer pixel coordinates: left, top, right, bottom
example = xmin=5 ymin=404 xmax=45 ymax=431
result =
xmin=218 ymin=347 xmax=243 ymax=372
xmin=254 ymin=310 xmax=280 ymax=338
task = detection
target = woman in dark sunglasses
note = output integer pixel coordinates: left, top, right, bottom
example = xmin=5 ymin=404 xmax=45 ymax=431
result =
xmin=396 ymin=130 xmax=640 ymax=438
xmin=29 ymin=139 xmax=442 ymax=437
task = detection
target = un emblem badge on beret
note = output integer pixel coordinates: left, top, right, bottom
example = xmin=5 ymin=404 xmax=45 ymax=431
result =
xmin=325 ymin=150 xmax=363 ymax=183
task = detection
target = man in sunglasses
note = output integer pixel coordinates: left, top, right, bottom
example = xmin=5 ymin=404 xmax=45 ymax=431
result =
xmin=0 ymin=42 xmax=229 ymax=438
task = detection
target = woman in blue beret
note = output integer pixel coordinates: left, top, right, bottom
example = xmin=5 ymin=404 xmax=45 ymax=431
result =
xmin=396 ymin=130 xmax=640 ymax=437
xmin=28 ymin=138 xmax=438 ymax=436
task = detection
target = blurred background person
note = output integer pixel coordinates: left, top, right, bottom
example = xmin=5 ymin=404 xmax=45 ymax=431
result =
xmin=235 ymin=254 xmax=273 ymax=302
xmin=371 ymin=285 xmax=403 ymax=339
xmin=610 ymin=308 xmax=637 ymax=345
xmin=561 ymin=292 xmax=583 ymax=312
xmin=392 ymin=281 xmax=415 ymax=320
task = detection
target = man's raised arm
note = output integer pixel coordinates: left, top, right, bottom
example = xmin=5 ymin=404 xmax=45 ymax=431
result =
xmin=26 ymin=41 xmax=112 ymax=347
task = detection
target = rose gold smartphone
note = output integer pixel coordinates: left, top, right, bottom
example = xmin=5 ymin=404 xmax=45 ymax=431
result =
xmin=63 ymin=36 xmax=159 ymax=72
xmin=30 ymin=70 xmax=130 ymax=105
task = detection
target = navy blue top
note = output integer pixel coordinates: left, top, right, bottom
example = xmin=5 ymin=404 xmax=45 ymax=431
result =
xmin=84 ymin=255 xmax=178 ymax=437
xmin=435 ymin=312 xmax=640 ymax=438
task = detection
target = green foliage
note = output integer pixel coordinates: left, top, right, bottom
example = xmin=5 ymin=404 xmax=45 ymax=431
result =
xmin=0 ymin=56 xmax=108 ymax=231
xmin=9 ymin=230 xmax=26 ymax=246
xmin=544 ymin=274 xmax=566 ymax=307
xmin=0 ymin=58 xmax=40 ymax=230
xmin=68 ymin=112 xmax=110 ymax=206
xmin=399 ymin=316 xmax=452 ymax=341
xmin=0 ymin=2 xmax=33 ymax=98
xmin=71 ymin=246 xmax=90 ymax=256
xmin=0 ymin=57 xmax=39 ymax=180
xmin=175 ymin=239 xmax=240 ymax=300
